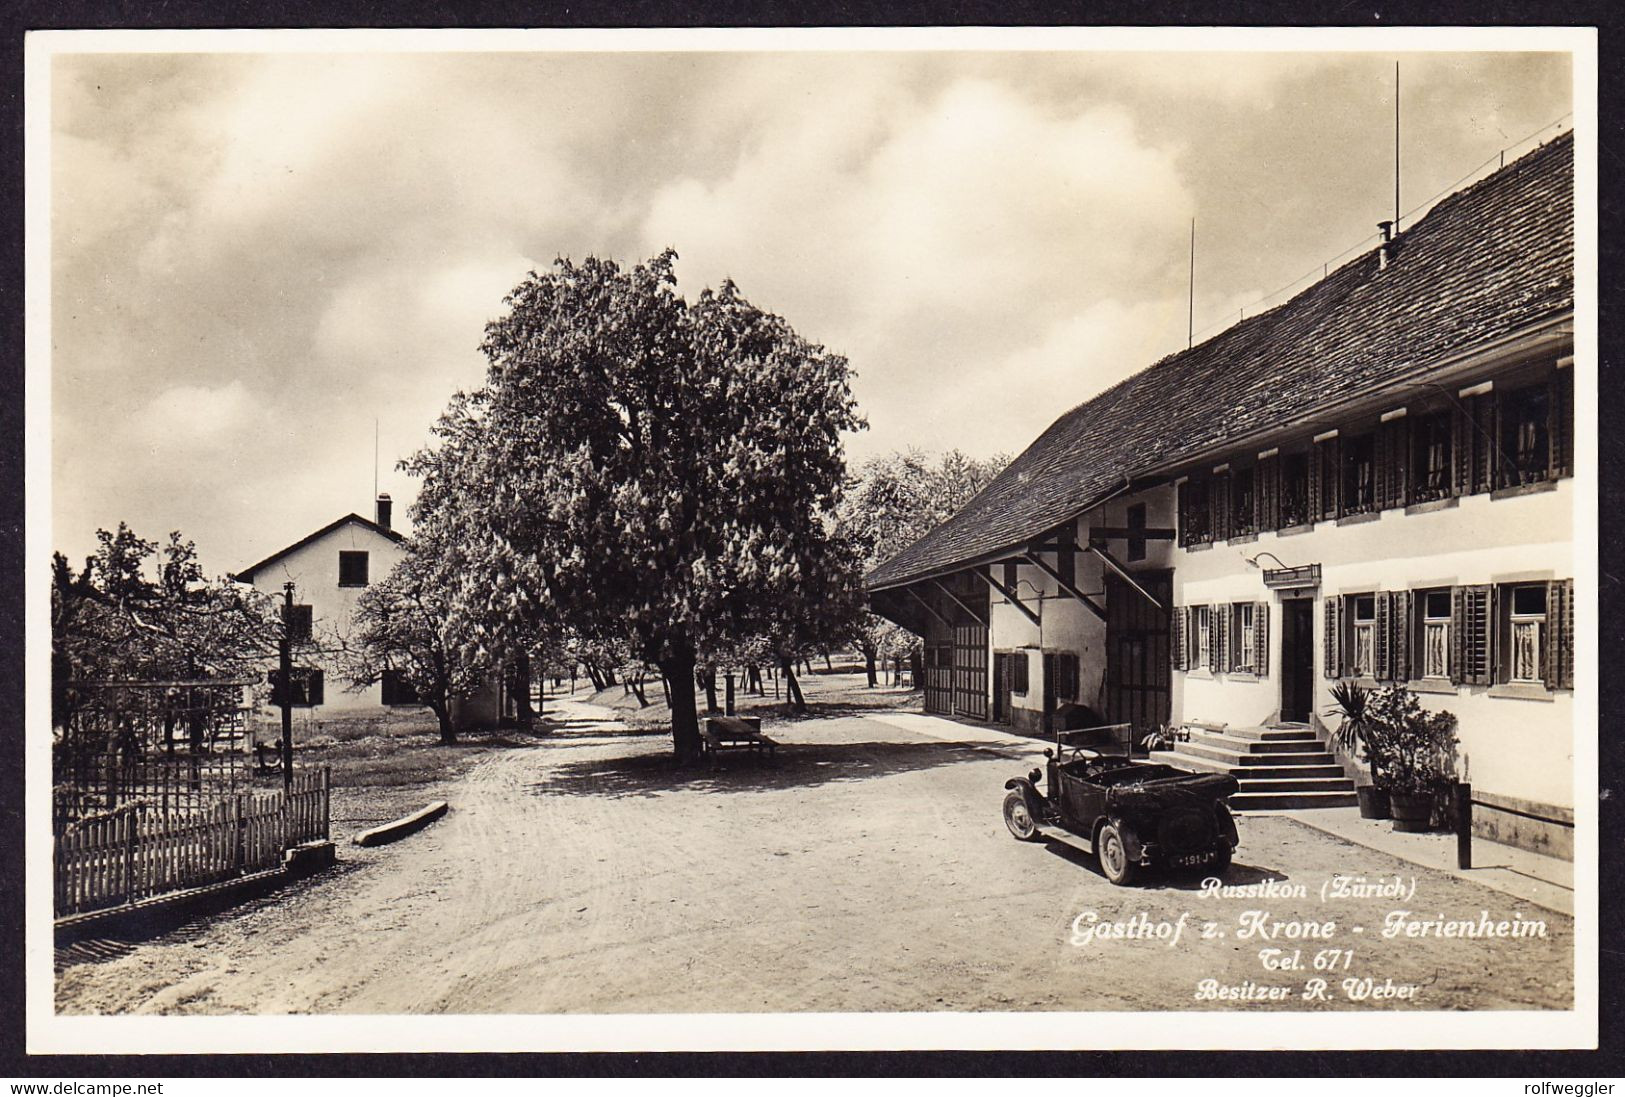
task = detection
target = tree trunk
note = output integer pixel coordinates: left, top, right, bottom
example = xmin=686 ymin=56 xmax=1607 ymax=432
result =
xmin=585 ymin=664 xmax=604 ymax=691
xmin=433 ymin=700 xmax=456 ymax=745
xmin=514 ymin=649 xmax=535 ymax=727
xmin=659 ymin=648 xmax=703 ymax=763
xmin=823 ymin=651 xmax=833 ymax=672
xmin=864 ymin=649 xmax=877 ymax=688
xmin=703 ymin=667 xmax=719 ymax=714
xmin=909 ymin=648 xmax=925 ymax=691
xmin=629 ymin=672 xmax=649 ymax=708
xmin=780 ymin=657 xmax=807 ymax=714
xmin=661 ymin=674 xmax=671 ymax=707
xmin=725 ymin=672 xmax=736 ymax=715
xmin=602 ymin=664 xmax=617 ymax=687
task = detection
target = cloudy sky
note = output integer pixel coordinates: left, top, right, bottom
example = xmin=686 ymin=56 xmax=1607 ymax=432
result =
xmin=45 ymin=38 xmax=1572 ymax=576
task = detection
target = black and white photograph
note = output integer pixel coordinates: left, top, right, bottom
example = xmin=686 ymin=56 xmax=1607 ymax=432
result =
xmin=25 ymin=27 xmax=1597 ymax=1053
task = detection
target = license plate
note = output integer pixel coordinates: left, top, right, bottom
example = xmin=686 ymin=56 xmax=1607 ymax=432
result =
xmin=1172 ymin=851 xmax=1214 ymax=867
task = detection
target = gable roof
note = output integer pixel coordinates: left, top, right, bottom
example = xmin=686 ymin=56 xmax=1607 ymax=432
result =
xmin=868 ymin=130 xmax=1574 ymax=591
xmin=231 ymin=513 xmax=406 ymax=584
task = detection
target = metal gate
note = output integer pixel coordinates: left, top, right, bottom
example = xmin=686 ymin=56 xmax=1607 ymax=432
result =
xmin=952 ymin=624 xmax=989 ymax=720
xmin=1104 ymin=570 xmax=1172 ymax=749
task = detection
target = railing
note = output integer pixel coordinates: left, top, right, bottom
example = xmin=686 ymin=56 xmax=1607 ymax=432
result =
xmin=54 ymin=767 xmax=330 ymax=919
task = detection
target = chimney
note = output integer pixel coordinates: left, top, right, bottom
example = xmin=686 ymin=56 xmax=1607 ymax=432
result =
xmin=1377 ymin=220 xmax=1395 ymax=271
xmin=375 ymin=493 xmax=393 ymax=530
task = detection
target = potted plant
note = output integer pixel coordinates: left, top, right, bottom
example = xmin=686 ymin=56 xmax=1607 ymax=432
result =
xmin=1325 ymin=681 xmax=1390 ymax=819
xmin=1364 ymin=685 xmax=1459 ymax=832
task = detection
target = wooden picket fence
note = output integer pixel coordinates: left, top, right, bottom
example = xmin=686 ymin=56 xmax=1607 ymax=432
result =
xmin=54 ymin=767 xmax=330 ymax=919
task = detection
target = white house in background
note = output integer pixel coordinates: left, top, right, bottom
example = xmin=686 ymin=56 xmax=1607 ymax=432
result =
xmin=232 ymin=494 xmax=500 ymax=729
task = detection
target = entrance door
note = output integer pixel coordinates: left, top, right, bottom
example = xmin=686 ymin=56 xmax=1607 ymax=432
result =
xmin=991 ymin=653 xmax=1013 ymax=723
xmin=1280 ymin=597 xmax=1315 ymax=723
xmin=1104 ymin=569 xmax=1173 ymax=748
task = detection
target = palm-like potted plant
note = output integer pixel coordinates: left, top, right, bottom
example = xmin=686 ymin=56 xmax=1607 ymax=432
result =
xmin=1325 ymin=681 xmax=1390 ymax=819
xmin=1364 ymin=685 xmax=1459 ymax=832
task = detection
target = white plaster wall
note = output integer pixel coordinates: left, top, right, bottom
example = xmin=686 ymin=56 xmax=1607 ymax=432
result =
xmin=248 ymin=520 xmax=408 ymax=712
xmin=1174 ymin=480 xmax=1576 ymax=809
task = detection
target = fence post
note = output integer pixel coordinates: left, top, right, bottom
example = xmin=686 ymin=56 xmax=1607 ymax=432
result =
xmin=233 ymin=794 xmax=245 ymax=874
xmin=1454 ymin=782 xmax=1473 ymax=870
xmin=322 ymin=766 xmax=331 ymax=842
xmin=124 ymin=806 xmax=139 ymax=906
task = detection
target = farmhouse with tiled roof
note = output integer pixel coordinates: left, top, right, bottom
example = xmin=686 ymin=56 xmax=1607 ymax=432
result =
xmin=867 ymin=132 xmax=1576 ymax=857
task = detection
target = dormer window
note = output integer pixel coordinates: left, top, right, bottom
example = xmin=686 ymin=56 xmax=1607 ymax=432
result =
xmin=339 ymin=551 xmax=370 ymax=587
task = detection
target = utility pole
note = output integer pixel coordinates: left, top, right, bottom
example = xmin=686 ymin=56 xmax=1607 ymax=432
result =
xmin=280 ymin=582 xmax=295 ymax=791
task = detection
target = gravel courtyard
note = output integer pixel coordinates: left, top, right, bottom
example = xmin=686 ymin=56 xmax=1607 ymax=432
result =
xmin=55 ymin=688 xmax=1573 ymax=1015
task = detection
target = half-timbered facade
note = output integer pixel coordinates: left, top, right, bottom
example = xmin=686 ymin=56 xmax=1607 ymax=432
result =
xmin=867 ymin=133 xmax=1577 ymax=857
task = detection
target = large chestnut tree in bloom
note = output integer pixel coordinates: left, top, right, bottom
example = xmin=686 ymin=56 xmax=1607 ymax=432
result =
xmin=407 ymin=250 xmax=863 ymax=761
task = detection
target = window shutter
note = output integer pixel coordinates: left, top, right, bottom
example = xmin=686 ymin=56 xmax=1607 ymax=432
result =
xmin=1374 ymin=591 xmax=1392 ymax=680
xmin=1452 ymin=395 xmax=1494 ymax=497
xmin=1391 ymin=590 xmax=1413 ymax=684
xmin=1545 ymin=578 xmax=1574 ymax=690
xmin=1210 ymin=606 xmax=1226 ymax=672
xmin=1452 ymin=584 xmax=1493 ymax=686
xmin=1551 ymin=369 xmax=1574 ymax=479
xmin=1451 ymin=405 xmax=1472 ymax=497
xmin=308 ymin=669 xmax=325 ymax=706
xmin=1255 ymin=454 xmax=1279 ymax=531
xmin=1475 ymin=395 xmax=1497 ymax=493
xmin=1211 ymin=473 xmax=1231 ymax=543
xmin=1323 ymin=596 xmax=1343 ymax=679
xmin=1253 ymin=601 xmax=1270 ymax=676
xmin=1172 ymin=607 xmax=1187 ymax=671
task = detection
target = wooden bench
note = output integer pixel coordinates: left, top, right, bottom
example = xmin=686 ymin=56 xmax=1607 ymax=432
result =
xmin=702 ymin=715 xmax=778 ymax=763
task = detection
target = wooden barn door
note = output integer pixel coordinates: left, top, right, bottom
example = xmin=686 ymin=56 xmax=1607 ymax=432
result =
xmin=923 ymin=643 xmax=953 ymax=714
xmin=952 ymin=624 xmax=989 ymax=720
xmin=1105 ymin=569 xmax=1172 ymax=750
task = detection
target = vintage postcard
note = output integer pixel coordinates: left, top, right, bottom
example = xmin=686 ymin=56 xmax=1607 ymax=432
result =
xmin=25 ymin=25 xmax=1598 ymax=1053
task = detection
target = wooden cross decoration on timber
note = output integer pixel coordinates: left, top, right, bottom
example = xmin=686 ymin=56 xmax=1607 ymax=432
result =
xmin=967 ymin=568 xmax=1040 ymax=626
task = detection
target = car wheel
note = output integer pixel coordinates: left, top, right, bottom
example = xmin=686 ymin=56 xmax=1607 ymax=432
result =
xmin=1097 ymin=822 xmax=1137 ymax=885
xmin=1003 ymin=790 xmax=1040 ymax=841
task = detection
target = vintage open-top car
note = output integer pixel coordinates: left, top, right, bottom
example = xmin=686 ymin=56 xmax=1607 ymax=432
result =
xmin=1002 ymin=725 xmax=1240 ymax=885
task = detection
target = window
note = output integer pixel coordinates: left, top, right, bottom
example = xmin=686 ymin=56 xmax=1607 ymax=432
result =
xmin=338 ymin=551 xmax=370 ymax=587
xmin=1342 ymin=433 xmax=1376 ymax=515
xmin=269 ymin=667 xmax=324 ymax=707
xmin=1177 ymin=478 xmax=1211 ymax=547
xmin=285 ymin=604 xmax=313 ymax=642
xmin=1420 ymin=589 xmax=1451 ymax=679
xmin=1504 ymin=584 xmax=1547 ymax=683
xmin=1126 ymin=503 xmax=1147 ymax=562
xmin=1314 ymin=438 xmax=1342 ymax=522
xmin=1412 ymin=412 xmax=1453 ymax=502
xmin=1499 ymin=383 xmax=1552 ymax=488
xmin=1280 ymin=452 xmax=1311 ymax=527
xmin=1232 ymin=603 xmax=1256 ymax=672
xmin=1048 ymin=651 xmax=1079 ymax=703
xmin=381 ymin=668 xmax=421 ymax=705
xmin=1230 ymin=466 xmax=1256 ymax=538
xmin=1349 ymin=595 xmax=1377 ymax=677
xmin=1194 ymin=606 xmax=1212 ymax=669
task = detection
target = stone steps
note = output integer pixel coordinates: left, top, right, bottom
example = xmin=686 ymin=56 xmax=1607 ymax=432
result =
xmin=1153 ymin=723 xmax=1356 ymax=811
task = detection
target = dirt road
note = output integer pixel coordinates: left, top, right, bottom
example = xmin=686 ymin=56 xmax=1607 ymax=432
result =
xmin=56 ymin=695 xmax=1573 ymax=1014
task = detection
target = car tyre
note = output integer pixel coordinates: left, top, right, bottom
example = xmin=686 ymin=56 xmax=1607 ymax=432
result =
xmin=1003 ymin=790 xmax=1041 ymax=841
xmin=1097 ymin=822 xmax=1137 ymax=885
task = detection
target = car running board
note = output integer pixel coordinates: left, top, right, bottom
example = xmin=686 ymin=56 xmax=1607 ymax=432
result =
xmin=1033 ymin=823 xmax=1094 ymax=856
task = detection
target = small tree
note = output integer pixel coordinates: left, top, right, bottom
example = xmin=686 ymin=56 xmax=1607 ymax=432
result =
xmin=344 ymin=550 xmax=490 ymax=744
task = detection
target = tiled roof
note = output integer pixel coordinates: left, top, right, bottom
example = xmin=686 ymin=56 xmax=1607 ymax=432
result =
xmin=231 ymin=513 xmax=406 ymax=583
xmin=867 ymin=131 xmax=1573 ymax=590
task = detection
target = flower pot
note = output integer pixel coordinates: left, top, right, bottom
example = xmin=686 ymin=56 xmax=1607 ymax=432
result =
xmin=1356 ymin=785 xmax=1391 ymax=819
xmin=1389 ymin=790 xmax=1437 ymax=832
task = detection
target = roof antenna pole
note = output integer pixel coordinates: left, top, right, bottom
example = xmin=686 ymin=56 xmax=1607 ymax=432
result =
xmin=1187 ymin=217 xmax=1196 ymax=349
xmin=1394 ymin=60 xmax=1401 ymax=231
